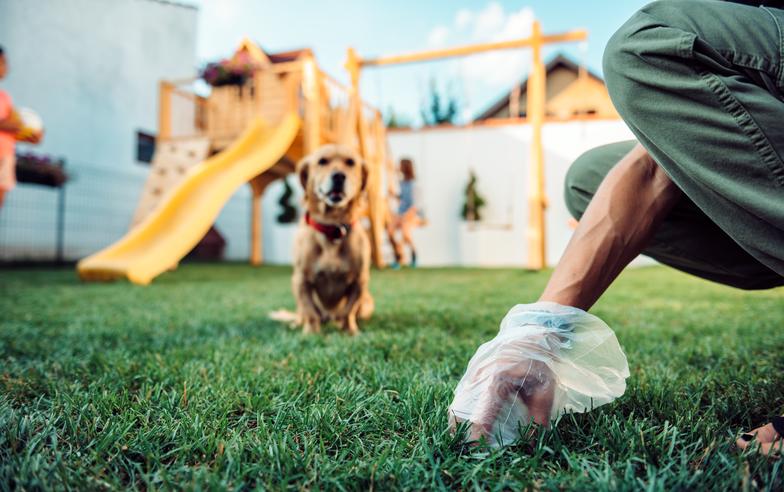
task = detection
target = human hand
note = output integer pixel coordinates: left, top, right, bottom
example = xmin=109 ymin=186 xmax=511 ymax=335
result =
xmin=448 ymin=348 xmax=556 ymax=444
xmin=0 ymin=113 xmax=23 ymax=134
xmin=447 ymin=302 xmax=630 ymax=448
xmin=22 ymin=130 xmax=44 ymax=144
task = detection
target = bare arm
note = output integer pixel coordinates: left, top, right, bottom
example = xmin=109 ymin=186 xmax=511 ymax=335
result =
xmin=450 ymin=144 xmax=682 ymax=442
xmin=0 ymin=113 xmax=22 ymax=133
xmin=539 ymin=143 xmax=682 ymax=310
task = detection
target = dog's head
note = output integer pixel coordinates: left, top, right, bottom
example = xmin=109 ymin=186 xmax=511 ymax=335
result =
xmin=296 ymin=144 xmax=368 ymax=212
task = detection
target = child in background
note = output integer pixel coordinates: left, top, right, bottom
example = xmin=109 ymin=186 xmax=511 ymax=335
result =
xmin=0 ymin=45 xmax=42 ymax=207
xmin=389 ymin=158 xmax=422 ymax=267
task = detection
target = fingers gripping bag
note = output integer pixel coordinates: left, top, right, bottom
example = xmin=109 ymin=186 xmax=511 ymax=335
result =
xmin=448 ymin=302 xmax=630 ymax=447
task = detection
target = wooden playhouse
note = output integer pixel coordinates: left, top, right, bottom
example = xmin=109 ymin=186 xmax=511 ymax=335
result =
xmin=134 ymin=39 xmax=391 ymax=268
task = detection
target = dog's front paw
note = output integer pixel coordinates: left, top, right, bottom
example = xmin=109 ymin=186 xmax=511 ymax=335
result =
xmin=341 ymin=317 xmax=360 ymax=336
xmin=302 ymin=318 xmax=321 ymax=335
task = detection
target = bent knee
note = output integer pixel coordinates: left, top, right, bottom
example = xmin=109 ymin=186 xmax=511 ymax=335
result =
xmin=602 ymin=8 xmax=649 ymax=106
xmin=602 ymin=1 xmax=693 ymax=114
xmin=603 ymin=0 xmax=690 ymax=66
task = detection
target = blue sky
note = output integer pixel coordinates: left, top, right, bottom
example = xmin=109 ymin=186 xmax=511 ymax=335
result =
xmin=188 ymin=0 xmax=650 ymax=124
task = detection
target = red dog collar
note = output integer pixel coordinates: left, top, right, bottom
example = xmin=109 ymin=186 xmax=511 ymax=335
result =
xmin=305 ymin=212 xmax=354 ymax=242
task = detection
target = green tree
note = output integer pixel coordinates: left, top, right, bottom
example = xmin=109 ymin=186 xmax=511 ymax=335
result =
xmin=277 ymin=177 xmax=298 ymax=224
xmin=420 ymin=78 xmax=460 ymax=126
xmin=385 ymin=107 xmax=411 ymax=129
xmin=461 ymin=171 xmax=486 ymax=222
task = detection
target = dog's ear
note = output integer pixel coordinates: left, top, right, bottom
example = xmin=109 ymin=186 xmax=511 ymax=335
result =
xmin=360 ymin=160 xmax=369 ymax=192
xmin=296 ymin=156 xmax=310 ymax=190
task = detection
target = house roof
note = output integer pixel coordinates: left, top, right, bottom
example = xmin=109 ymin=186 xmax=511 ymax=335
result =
xmin=234 ymin=38 xmax=312 ymax=65
xmin=474 ymin=53 xmax=604 ymax=121
xmin=268 ymin=48 xmax=313 ymax=64
xmin=142 ymin=0 xmax=198 ymax=11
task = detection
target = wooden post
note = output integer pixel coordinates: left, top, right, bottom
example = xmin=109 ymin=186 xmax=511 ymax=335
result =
xmin=367 ymin=112 xmax=386 ymax=268
xmin=250 ymin=189 xmax=263 ymax=266
xmin=346 ymin=47 xmax=385 ymax=268
xmin=159 ymin=81 xmax=173 ymax=140
xmin=303 ymin=56 xmax=321 ymax=153
xmin=577 ymin=44 xmax=589 ymax=116
xmin=253 ymin=70 xmax=264 ymax=118
xmin=509 ymin=83 xmax=521 ymax=118
xmin=345 ymin=47 xmax=366 ymax=152
xmin=526 ymin=21 xmax=547 ymax=270
xmin=285 ymin=66 xmax=299 ymax=115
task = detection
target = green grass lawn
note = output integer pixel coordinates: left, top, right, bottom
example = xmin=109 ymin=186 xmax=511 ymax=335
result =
xmin=1 ymin=264 xmax=783 ymax=490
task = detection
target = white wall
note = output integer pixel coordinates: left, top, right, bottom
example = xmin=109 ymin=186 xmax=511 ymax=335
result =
xmin=255 ymin=119 xmax=643 ymax=268
xmin=384 ymin=120 xmax=638 ymax=267
xmin=0 ymin=0 xmax=219 ymax=260
xmin=260 ymin=178 xmax=302 ymax=265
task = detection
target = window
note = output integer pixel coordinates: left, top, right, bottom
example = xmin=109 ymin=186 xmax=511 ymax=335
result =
xmin=136 ymin=130 xmax=156 ymax=164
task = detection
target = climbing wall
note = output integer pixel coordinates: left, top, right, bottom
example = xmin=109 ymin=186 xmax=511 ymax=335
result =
xmin=131 ymin=137 xmax=211 ymax=227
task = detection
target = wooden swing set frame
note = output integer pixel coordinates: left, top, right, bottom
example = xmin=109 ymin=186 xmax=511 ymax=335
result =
xmin=345 ymin=21 xmax=587 ymax=269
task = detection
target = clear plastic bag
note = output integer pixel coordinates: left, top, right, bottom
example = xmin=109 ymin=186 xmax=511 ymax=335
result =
xmin=448 ymin=301 xmax=630 ymax=447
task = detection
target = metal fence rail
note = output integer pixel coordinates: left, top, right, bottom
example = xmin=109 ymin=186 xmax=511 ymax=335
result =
xmin=0 ymin=161 xmax=253 ymax=263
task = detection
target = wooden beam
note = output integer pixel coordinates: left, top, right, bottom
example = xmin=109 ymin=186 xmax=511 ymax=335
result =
xmin=360 ymin=29 xmax=587 ymax=67
xmin=367 ymin=112 xmax=386 ymax=268
xmin=352 ymin=22 xmax=582 ymax=271
xmin=158 ymin=81 xmax=173 ymax=140
xmin=526 ymin=21 xmax=547 ymax=270
xmin=345 ymin=47 xmax=365 ymax=152
xmin=254 ymin=70 xmax=264 ymax=117
xmin=284 ymin=68 xmax=299 ymax=115
xmin=303 ymin=56 xmax=321 ymax=153
xmin=250 ymin=188 xmax=263 ymax=266
xmin=346 ymin=47 xmax=386 ymax=267
xmin=509 ymin=83 xmax=521 ymax=119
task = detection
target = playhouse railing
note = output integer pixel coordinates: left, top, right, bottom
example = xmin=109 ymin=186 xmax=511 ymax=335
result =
xmin=157 ymin=61 xmax=304 ymax=148
xmin=315 ymin=69 xmax=353 ymax=148
xmin=158 ymin=79 xmax=208 ymax=141
xmin=156 ymin=59 xmax=387 ymax=160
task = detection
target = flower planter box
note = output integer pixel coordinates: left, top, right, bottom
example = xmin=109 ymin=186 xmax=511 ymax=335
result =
xmin=15 ymin=153 xmax=68 ymax=188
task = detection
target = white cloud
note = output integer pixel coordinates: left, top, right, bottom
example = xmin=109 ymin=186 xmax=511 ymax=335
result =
xmin=426 ymin=25 xmax=450 ymax=48
xmin=455 ymin=9 xmax=473 ymax=30
xmin=464 ymin=4 xmax=534 ymax=87
xmin=471 ymin=2 xmax=506 ymax=39
xmin=424 ymin=3 xmax=535 ymax=94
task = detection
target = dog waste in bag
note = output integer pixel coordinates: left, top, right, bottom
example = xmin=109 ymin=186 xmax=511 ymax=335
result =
xmin=448 ymin=301 xmax=630 ymax=447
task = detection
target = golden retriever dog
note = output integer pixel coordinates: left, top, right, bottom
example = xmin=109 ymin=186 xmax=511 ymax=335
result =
xmin=290 ymin=144 xmax=374 ymax=335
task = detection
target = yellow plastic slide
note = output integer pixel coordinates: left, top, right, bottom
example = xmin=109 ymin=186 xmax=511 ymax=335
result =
xmin=78 ymin=113 xmax=301 ymax=285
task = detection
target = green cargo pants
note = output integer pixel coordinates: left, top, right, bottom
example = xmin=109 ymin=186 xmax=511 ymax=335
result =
xmin=565 ymin=0 xmax=784 ymax=290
